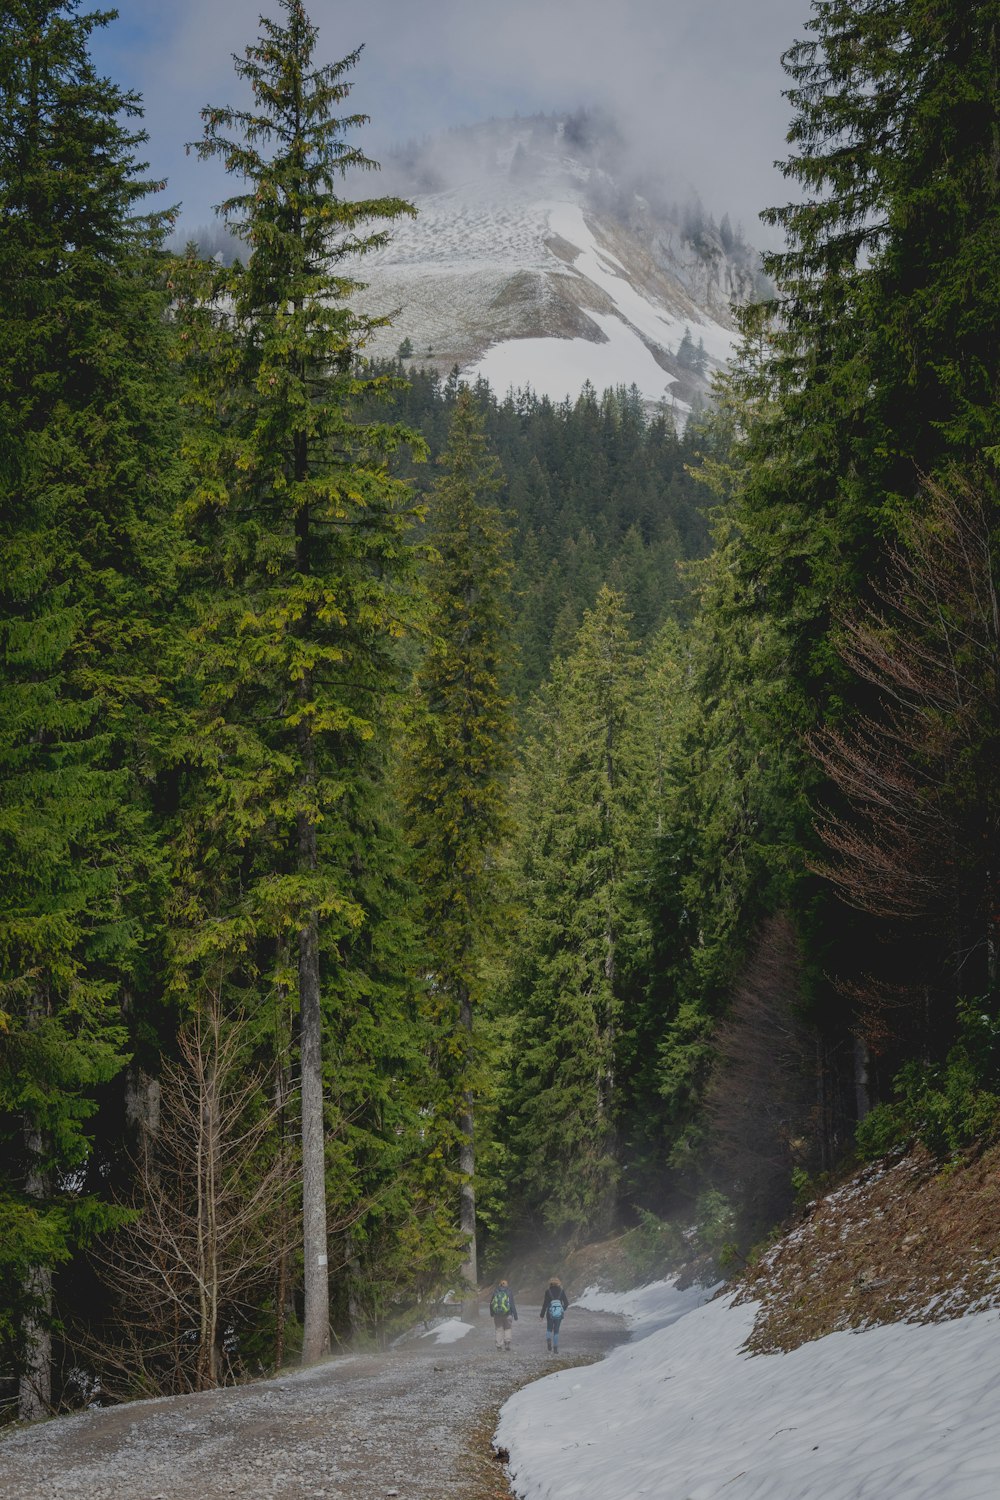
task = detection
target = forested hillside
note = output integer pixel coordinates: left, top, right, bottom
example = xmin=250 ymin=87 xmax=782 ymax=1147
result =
xmin=363 ymin=365 xmax=714 ymax=696
xmin=2 ymin=0 xmax=999 ymax=1429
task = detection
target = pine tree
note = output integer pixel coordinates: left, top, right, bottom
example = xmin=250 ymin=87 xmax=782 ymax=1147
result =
xmin=675 ymin=327 xmax=696 ymax=370
xmin=175 ymin=0 xmax=422 ymax=1365
xmin=0 ymin=0 xmax=182 ymax=1416
xmin=733 ymin=0 xmax=1000 ymax=704
xmin=404 ymin=391 xmax=514 ymax=1300
xmin=319 ymin=766 xmax=462 ymax=1341
xmin=627 ymin=399 xmax=817 ymax=1193
xmin=500 ymin=588 xmax=648 ymax=1239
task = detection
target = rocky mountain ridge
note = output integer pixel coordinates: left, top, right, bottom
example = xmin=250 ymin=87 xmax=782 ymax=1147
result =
xmin=352 ymin=113 xmax=766 ymax=416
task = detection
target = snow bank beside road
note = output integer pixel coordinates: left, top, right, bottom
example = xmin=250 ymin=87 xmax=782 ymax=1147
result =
xmin=499 ymin=1282 xmax=1000 ymax=1500
xmin=573 ymin=1276 xmax=713 ymax=1337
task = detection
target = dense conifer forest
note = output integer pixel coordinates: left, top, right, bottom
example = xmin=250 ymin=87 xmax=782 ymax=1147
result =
xmin=2 ymin=0 xmax=998 ymax=1422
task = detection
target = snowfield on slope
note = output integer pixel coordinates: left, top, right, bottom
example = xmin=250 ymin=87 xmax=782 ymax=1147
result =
xmin=466 ymin=311 xmax=686 ymax=411
xmin=461 ymin=202 xmax=728 ymax=411
xmin=545 ymin=202 xmax=736 ymax=367
xmin=352 ymin=124 xmax=746 ymax=410
xmin=464 ymin=201 xmax=729 ymax=406
xmin=498 ymin=1278 xmax=1000 ymax=1500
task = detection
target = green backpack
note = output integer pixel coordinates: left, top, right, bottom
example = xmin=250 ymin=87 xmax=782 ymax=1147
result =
xmin=490 ymin=1287 xmax=511 ymax=1317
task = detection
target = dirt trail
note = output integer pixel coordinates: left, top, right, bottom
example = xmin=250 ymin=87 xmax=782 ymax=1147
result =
xmin=0 ymin=1300 xmax=627 ymax=1500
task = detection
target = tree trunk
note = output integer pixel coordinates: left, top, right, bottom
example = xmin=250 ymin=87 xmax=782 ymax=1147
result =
xmin=275 ymin=1248 xmax=288 ymax=1370
xmin=294 ymin=447 xmax=329 ymax=1366
xmin=299 ymin=904 xmax=330 ymax=1364
xmin=987 ymin=863 xmax=998 ymax=995
xmin=344 ymin=1232 xmax=366 ymax=1341
xmin=853 ymin=1035 xmax=871 ymax=1124
xmin=124 ymin=1066 xmax=161 ymax=1154
xmin=816 ymin=1037 xmax=830 ymax=1173
xmin=19 ymin=1272 xmax=52 ymax=1422
xmin=19 ymin=989 xmax=52 ymax=1423
xmin=458 ymin=988 xmax=478 ymax=1319
xmin=273 ymin=1035 xmax=293 ymax=1371
xmin=18 ymin=1117 xmax=51 ymax=1422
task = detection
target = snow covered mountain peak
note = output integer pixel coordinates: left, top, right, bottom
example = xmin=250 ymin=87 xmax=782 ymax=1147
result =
xmin=353 ymin=112 xmax=765 ymax=416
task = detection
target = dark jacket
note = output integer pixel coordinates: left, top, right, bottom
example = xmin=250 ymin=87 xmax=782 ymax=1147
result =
xmin=491 ymin=1285 xmax=518 ymax=1320
xmin=540 ymin=1282 xmax=569 ymax=1317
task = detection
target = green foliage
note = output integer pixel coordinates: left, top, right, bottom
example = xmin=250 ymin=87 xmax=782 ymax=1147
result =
xmin=169 ymin=0 xmax=447 ymax=1348
xmin=499 ymin=588 xmax=651 ymax=1238
xmin=730 ymin=0 xmax=1000 ymax=796
xmin=172 ymin=1 xmax=424 ymax=966
xmin=405 ymin=391 xmax=515 ymax=994
xmin=403 ymin=389 xmax=515 ymax=1274
xmin=669 ymin=0 xmax=1000 ymax=1189
xmin=0 ymin=1199 xmax=68 ymax=1356
xmin=364 ymin=368 xmax=710 ymax=699
xmin=624 ymin=512 xmax=806 ymax=1199
xmin=693 ymin=1188 xmax=738 ymax=1267
xmin=316 ymin=807 xmax=463 ymax=1334
xmin=622 ymin=1209 xmax=686 ymax=1284
xmin=0 ymin=0 xmax=183 ymax=1378
xmin=857 ymin=1002 xmax=1000 ymax=1162
xmin=8 ymin=0 xmax=1000 ymax=1408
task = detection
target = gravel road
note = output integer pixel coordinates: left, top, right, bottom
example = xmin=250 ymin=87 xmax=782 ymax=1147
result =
xmin=0 ymin=1298 xmax=627 ymax=1500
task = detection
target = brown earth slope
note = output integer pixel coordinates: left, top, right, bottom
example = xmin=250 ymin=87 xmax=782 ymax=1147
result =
xmin=736 ymin=1143 xmax=1000 ymax=1353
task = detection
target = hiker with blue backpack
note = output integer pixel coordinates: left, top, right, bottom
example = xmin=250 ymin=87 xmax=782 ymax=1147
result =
xmin=490 ymin=1279 xmax=518 ymax=1352
xmin=540 ymin=1276 xmax=568 ymax=1353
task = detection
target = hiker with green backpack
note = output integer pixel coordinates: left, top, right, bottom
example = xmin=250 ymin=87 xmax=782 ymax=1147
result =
xmin=540 ymin=1276 xmax=568 ymax=1353
xmin=489 ymin=1279 xmax=518 ymax=1351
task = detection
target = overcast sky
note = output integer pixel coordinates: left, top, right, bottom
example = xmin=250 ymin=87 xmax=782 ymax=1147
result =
xmin=91 ymin=0 xmax=812 ymax=245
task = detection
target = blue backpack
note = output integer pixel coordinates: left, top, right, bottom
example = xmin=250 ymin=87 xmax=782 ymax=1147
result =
xmin=549 ymin=1296 xmax=564 ymax=1320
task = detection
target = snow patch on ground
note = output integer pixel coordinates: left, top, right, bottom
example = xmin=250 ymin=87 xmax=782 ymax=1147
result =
xmin=500 ymin=1282 xmax=1000 ymax=1500
xmin=417 ymin=1317 xmax=474 ymax=1345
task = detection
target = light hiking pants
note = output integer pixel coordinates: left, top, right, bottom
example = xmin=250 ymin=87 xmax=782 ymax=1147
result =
xmin=493 ymin=1314 xmax=513 ymax=1349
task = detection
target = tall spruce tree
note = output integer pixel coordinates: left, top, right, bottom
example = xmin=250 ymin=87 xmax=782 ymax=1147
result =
xmin=631 ymin=527 xmax=807 ymax=1193
xmin=0 ymin=0 xmax=181 ymax=1416
xmin=734 ymin=0 xmax=1000 ymax=631
xmin=176 ymin=0 xmax=422 ymax=1364
xmin=500 ymin=588 xmax=648 ymax=1239
xmin=404 ymin=391 xmax=514 ymax=1300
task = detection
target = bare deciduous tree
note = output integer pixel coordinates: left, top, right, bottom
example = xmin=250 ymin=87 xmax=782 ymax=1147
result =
xmin=810 ymin=472 xmax=1000 ymax=1053
xmin=89 ymin=990 xmax=297 ymax=1396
